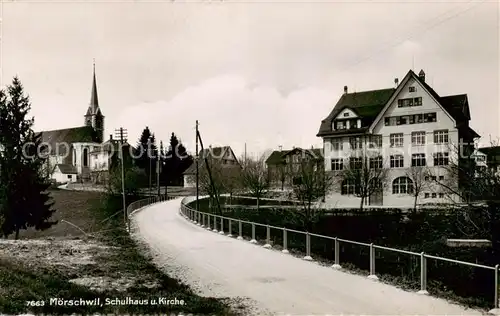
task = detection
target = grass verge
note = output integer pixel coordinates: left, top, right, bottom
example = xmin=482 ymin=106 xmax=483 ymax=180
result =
xmin=0 ymin=189 xmax=237 ymax=315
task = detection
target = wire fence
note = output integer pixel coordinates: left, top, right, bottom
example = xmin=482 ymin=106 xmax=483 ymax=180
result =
xmin=180 ymin=196 xmax=500 ymax=313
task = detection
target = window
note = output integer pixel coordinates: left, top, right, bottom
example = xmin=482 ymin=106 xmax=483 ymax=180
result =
xmin=432 ymin=193 xmax=437 ymax=198
xmin=369 ymin=135 xmax=382 ymax=148
xmin=415 ymin=114 xmax=424 ymax=123
xmin=341 ymin=179 xmax=359 ymax=195
xmin=425 ymin=176 xmax=429 ymax=181
xmin=439 ymin=193 xmax=444 ymax=198
xmin=73 ymin=149 xmax=77 ymax=165
xmin=434 ymin=130 xmax=449 ymax=144
xmin=424 ymin=113 xmax=437 ymax=123
xmin=331 ymin=158 xmax=343 ymax=171
xmin=398 ymin=98 xmax=414 ymax=107
xmin=392 ymin=177 xmax=413 ymax=194
xmin=349 ymin=157 xmax=363 ymax=170
xmin=390 ymin=155 xmax=404 ymax=168
xmin=343 ymin=112 xmax=349 ymax=117
xmin=82 ymin=148 xmax=89 ymax=167
xmin=414 ymin=97 xmax=422 ymax=106
xmin=331 ymin=138 xmax=343 ymax=151
xmin=409 ymin=86 xmax=416 ymax=92
xmin=401 ymin=116 xmax=409 ymax=125
xmin=390 ymin=133 xmax=404 ymax=148
xmin=424 ymin=193 xmax=430 ymax=198
xmin=434 ymin=152 xmax=449 ymax=166
xmin=432 ymin=176 xmax=437 ymax=181
xmin=411 ymin=131 xmax=426 ymax=146
xmin=369 ymin=156 xmax=383 ymax=169
xmin=337 ymin=121 xmax=345 ymax=129
xmin=411 ymin=153 xmax=426 ymax=167
xmin=439 ymin=176 xmax=444 ymax=181
xmin=349 ymin=137 xmax=362 ymax=150
xmin=68 ymin=175 xmax=72 ymax=179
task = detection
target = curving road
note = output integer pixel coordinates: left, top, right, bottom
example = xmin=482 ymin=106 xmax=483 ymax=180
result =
xmin=132 ymin=198 xmax=484 ymax=315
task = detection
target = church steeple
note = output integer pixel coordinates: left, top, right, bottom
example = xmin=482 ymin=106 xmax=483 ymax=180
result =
xmin=84 ymin=59 xmax=104 ymax=143
xmin=90 ymin=61 xmax=99 ymax=109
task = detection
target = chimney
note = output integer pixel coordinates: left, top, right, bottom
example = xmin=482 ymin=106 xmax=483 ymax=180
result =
xmin=344 ymin=86 xmax=348 ymax=94
xmin=109 ymin=134 xmax=113 ymax=141
xmin=418 ymin=69 xmax=426 ymax=82
xmin=394 ymin=78 xmax=399 ymax=88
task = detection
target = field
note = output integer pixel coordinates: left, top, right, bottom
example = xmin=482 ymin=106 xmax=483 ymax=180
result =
xmin=0 ymin=189 xmax=239 ymax=315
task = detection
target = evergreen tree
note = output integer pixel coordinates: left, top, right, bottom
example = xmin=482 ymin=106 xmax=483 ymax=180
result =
xmin=134 ymin=127 xmax=158 ymax=186
xmin=0 ymin=77 xmax=56 ymax=239
xmin=162 ymin=133 xmax=193 ymax=186
xmin=134 ymin=126 xmax=153 ymax=170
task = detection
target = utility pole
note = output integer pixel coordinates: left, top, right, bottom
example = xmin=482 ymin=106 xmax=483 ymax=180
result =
xmin=148 ymin=136 xmax=152 ymax=197
xmin=195 ymin=120 xmax=199 ymax=212
xmin=114 ymin=127 xmax=128 ymax=224
xmin=158 ymin=140 xmax=162 ymax=197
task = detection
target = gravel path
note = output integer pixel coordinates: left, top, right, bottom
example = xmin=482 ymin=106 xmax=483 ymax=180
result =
xmin=132 ymin=198 xmax=485 ymax=316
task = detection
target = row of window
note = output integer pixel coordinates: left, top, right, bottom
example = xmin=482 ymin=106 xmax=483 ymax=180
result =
xmin=390 ymin=130 xmax=449 ymax=147
xmin=425 ymin=192 xmax=445 ymax=199
xmin=335 ymin=119 xmax=360 ymax=130
xmin=330 ymin=130 xmax=449 ymax=151
xmin=331 ymin=152 xmax=449 ymax=170
xmin=397 ymin=97 xmax=422 ymax=108
xmin=341 ymin=177 xmax=446 ymax=196
xmin=384 ymin=112 xmax=437 ymax=126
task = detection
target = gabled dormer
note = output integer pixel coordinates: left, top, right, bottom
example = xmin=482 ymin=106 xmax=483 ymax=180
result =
xmin=331 ymin=107 xmax=362 ymax=131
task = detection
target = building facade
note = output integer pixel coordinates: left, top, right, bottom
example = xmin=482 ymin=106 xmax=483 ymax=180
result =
xmin=266 ymin=147 xmax=323 ymax=188
xmin=317 ymin=69 xmax=479 ymax=208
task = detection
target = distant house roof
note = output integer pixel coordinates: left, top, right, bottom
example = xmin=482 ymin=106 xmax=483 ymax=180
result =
xmin=265 ymin=150 xmax=289 ymax=165
xmin=38 ymin=126 xmax=99 ymax=155
xmin=317 ymin=69 xmax=477 ymax=138
xmin=55 ymin=164 xmax=78 ymax=174
xmin=478 ymin=146 xmax=500 ymax=165
xmin=183 ymin=146 xmax=239 ymax=175
xmin=266 ymin=147 xmax=323 ymax=166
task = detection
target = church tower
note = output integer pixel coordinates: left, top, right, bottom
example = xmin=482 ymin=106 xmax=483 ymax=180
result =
xmin=84 ymin=61 xmax=104 ymax=143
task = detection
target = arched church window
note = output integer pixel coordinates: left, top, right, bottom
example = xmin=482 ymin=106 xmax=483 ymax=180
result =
xmin=83 ymin=148 xmax=89 ymax=167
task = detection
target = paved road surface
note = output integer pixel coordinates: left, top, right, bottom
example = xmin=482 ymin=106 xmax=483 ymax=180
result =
xmin=132 ymin=198 xmax=484 ymax=315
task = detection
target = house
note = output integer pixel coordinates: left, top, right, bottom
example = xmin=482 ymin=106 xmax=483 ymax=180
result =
xmin=476 ymin=146 xmax=500 ymax=176
xmin=317 ymin=69 xmax=480 ymax=208
xmin=38 ymin=63 xmax=108 ymax=184
xmin=89 ymin=135 xmax=132 ymax=184
xmin=266 ymin=147 xmax=323 ymax=188
xmin=182 ymin=146 xmax=240 ymax=188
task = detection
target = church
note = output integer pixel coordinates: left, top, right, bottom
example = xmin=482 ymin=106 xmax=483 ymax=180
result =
xmin=40 ymin=64 xmax=121 ymax=184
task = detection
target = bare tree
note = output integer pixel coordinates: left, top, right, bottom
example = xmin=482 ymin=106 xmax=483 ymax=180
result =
xmin=405 ymin=166 xmax=431 ymax=212
xmin=432 ymin=142 xmax=500 ymax=205
xmin=337 ymin=154 xmax=389 ymax=211
xmin=288 ymin=157 xmax=333 ymax=231
xmin=240 ymin=155 xmax=269 ymax=210
xmin=223 ymin=164 xmax=242 ymax=206
xmin=189 ymin=157 xmax=226 ymax=213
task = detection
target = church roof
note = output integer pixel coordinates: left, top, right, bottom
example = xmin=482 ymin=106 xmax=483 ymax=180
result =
xmin=55 ymin=164 xmax=78 ymax=174
xmin=38 ymin=126 xmax=99 ymax=155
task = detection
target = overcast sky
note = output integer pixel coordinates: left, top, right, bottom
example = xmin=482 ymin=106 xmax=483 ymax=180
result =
xmin=3 ymin=0 xmax=499 ymax=157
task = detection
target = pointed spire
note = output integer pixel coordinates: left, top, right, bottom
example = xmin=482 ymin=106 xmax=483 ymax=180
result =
xmin=90 ymin=59 xmax=99 ymax=110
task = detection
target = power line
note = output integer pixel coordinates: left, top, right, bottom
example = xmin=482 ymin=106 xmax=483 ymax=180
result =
xmin=333 ymin=0 xmax=488 ymax=75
